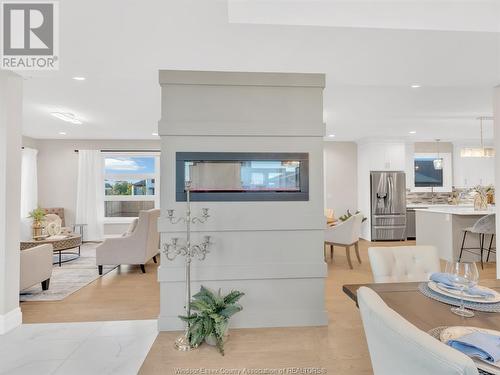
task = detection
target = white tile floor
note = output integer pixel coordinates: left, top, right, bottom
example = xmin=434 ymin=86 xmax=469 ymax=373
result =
xmin=0 ymin=320 xmax=158 ymax=375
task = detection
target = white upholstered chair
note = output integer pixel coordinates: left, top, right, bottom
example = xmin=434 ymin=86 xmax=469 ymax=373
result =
xmin=96 ymin=209 xmax=160 ymax=274
xmin=368 ymin=245 xmax=440 ymax=283
xmin=20 ymin=244 xmax=53 ymax=291
xmin=358 ymin=286 xmax=479 ymax=375
xmin=324 ymin=213 xmax=363 ymax=269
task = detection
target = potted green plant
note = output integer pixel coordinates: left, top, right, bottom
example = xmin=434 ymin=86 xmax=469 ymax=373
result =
xmin=179 ymin=286 xmax=244 ymax=355
xmin=28 ymin=208 xmax=46 ymax=238
xmin=339 ymin=209 xmax=367 ymax=223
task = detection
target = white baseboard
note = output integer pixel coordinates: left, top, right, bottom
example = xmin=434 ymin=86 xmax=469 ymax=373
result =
xmin=0 ymin=307 xmax=22 ymax=335
xmin=158 ymin=310 xmax=328 ymax=332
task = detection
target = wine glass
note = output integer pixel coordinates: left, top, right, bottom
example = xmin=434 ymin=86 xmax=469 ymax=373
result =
xmin=444 ymin=261 xmax=479 ymax=318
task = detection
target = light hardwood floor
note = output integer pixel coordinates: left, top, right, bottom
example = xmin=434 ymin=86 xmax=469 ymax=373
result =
xmin=138 ymin=240 xmax=496 ymax=374
xmin=20 ymin=240 xmax=497 ymax=374
xmin=20 ymin=261 xmax=160 ymax=323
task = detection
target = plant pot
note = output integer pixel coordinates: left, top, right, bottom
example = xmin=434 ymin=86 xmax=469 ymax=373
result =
xmin=32 ymin=221 xmax=43 ymax=238
xmin=204 ymin=329 xmax=229 ymax=346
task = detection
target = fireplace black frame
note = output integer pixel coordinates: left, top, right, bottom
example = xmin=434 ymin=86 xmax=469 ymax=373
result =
xmin=175 ymin=152 xmax=309 ymax=201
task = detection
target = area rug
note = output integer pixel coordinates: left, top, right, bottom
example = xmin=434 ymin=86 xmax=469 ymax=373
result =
xmin=20 ymin=243 xmax=117 ymax=302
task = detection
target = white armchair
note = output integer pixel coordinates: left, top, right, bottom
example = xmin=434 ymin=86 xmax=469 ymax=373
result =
xmin=324 ymin=213 xmax=363 ymax=269
xmin=358 ymin=286 xmax=478 ymax=375
xmin=96 ymin=209 xmax=160 ymax=274
xmin=368 ymin=246 xmax=440 ymax=283
xmin=20 ymin=244 xmax=53 ymax=291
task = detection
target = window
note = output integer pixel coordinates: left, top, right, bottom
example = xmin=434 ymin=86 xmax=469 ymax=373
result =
xmin=412 ymin=152 xmax=452 ymax=192
xmin=104 ymin=154 xmax=160 ymax=218
xmin=414 ymin=157 xmax=443 ymax=187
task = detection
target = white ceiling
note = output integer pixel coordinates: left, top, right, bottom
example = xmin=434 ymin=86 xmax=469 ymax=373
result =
xmin=21 ymin=0 xmax=500 ymax=142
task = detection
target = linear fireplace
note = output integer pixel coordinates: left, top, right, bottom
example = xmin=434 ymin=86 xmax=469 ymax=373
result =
xmin=175 ymin=152 xmax=309 ymax=201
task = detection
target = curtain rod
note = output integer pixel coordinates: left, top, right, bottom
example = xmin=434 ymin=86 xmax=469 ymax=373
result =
xmin=73 ymin=149 xmax=161 ymax=153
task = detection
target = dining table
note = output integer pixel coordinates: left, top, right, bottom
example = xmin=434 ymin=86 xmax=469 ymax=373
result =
xmin=343 ymin=280 xmax=500 ymax=333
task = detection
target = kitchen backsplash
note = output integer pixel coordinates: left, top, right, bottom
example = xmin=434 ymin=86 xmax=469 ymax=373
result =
xmin=406 ymin=188 xmax=475 ymax=205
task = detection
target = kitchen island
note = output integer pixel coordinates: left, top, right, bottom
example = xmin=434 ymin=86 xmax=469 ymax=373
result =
xmin=415 ymin=205 xmax=495 ymax=262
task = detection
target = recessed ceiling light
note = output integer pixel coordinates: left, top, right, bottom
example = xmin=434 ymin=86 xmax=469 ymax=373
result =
xmin=58 ymin=131 xmax=66 ymax=135
xmin=328 ymin=134 xmax=335 ymax=137
xmin=411 ymin=84 xmax=421 ymax=88
xmin=51 ymin=112 xmax=83 ymax=125
xmin=409 ymin=130 xmax=417 ymax=134
xmin=72 ymin=76 xmax=86 ymax=81
xmin=152 ymin=132 xmax=158 ymax=136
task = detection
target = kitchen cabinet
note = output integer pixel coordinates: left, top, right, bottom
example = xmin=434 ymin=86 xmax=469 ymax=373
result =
xmin=406 ymin=209 xmax=416 ymax=239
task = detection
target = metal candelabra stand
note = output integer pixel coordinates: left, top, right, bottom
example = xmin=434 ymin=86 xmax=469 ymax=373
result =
xmin=161 ymin=181 xmax=211 ymax=351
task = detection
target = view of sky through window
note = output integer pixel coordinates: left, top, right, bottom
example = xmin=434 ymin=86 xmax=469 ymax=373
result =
xmin=104 ymin=156 xmax=155 ymax=175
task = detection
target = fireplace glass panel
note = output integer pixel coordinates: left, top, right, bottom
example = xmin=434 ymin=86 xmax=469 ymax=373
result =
xmin=185 ymin=160 xmax=300 ymax=192
xmin=176 ymin=152 xmax=308 ymax=201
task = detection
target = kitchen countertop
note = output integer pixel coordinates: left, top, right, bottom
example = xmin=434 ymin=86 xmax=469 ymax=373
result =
xmin=406 ymin=203 xmax=473 ymax=209
xmin=413 ymin=205 xmax=494 ymax=215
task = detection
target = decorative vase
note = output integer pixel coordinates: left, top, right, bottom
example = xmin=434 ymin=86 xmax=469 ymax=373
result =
xmin=32 ymin=220 xmax=43 ymax=238
xmin=474 ymin=193 xmax=488 ymax=211
xmin=487 ymin=192 xmax=495 ymax=205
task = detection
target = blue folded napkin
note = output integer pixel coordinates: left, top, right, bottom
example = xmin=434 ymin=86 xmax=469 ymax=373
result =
xmin=448 ymin=332 xmax=500 ymax=363
xmin=429 ymin=273 xmax=495 ymax=298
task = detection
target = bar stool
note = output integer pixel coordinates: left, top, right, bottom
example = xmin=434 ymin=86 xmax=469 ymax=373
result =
xmin=458 ymin=213 xmax=496 ymax=269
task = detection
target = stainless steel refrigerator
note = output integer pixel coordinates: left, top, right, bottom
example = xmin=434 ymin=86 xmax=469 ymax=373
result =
xmin=370 ymin=171 xmax=407 ymax=241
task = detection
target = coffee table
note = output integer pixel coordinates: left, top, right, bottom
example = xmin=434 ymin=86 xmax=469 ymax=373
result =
xmin=20 ymin=233 xmax=82 ymax=266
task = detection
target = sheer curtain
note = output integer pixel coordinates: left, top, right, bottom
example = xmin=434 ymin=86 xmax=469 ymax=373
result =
xmin=20 ymin=147 xmax=38 ymax=240
xmin=75 ymin=150 xmax=104 ymax=241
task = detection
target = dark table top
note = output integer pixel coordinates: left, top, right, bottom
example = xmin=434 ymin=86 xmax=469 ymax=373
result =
xmin=343 ymin=280 xmax=500 ymax=332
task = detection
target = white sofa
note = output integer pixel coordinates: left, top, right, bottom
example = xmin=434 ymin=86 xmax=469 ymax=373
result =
xmin=358 ymin=286 xmax=478 ymax=375
xmin=20 ymin=244 xmax=53 ymax=291
xmin=96 ymin=209 xmax=160 ymax=274
xmin=368 ymin=245 xmax=440 ymax=283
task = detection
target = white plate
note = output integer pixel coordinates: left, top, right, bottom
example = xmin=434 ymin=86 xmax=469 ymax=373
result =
xmin=428 ymin=281 xmax=500 ymax=304
xmin=439 ymin=326 xmax=500 ymax=374
xmin=436 ymin=283 xmax=489 ymax=299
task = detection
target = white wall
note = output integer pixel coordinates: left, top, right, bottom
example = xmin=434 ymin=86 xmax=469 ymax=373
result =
xmin=357 ymin=140 xmax=406 ymax=240
xmin=323 ymin=141 xmax=357 ymax=217
xmin=494 ymin=85 xmax=500 ymax=278
xmin=158 ymin=70 xmax=327 ymax=330
xmin=0 ymin=71 xmax=23 ymax=334
xmin=24 ymin=139 xmax=160 ymax=235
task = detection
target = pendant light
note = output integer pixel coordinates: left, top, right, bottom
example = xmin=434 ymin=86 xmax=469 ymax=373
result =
xmin=433 ymin=139 xmax=443 ymax=170
xmin=478 ymin=116 xmax=494 ymax=157
xmin=460 ymin=117 xmax=495 ymax=157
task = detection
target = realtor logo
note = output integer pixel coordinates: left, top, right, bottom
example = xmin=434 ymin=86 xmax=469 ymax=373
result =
xmin=1 ymin=1 xmax=59 ymax=70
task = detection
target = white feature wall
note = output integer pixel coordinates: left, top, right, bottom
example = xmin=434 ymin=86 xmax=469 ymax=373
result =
xmin=357 ymin=140 xmax=406 ymax=240
xmin=323 ymin=141 xmax=358 ymax=217
xmin=158 ymin=70 xmax=327 ymax=330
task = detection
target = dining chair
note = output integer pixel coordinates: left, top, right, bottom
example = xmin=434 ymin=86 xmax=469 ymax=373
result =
xmin=358 ymin=286 xmax=479 ymax=375
xmin=368 ymin=245 xmax=440 ymax=283
xmin=459 ymin=213 xmax=496 ymax=269
xmin=324 ymin=213 xmax=363 ymax=269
